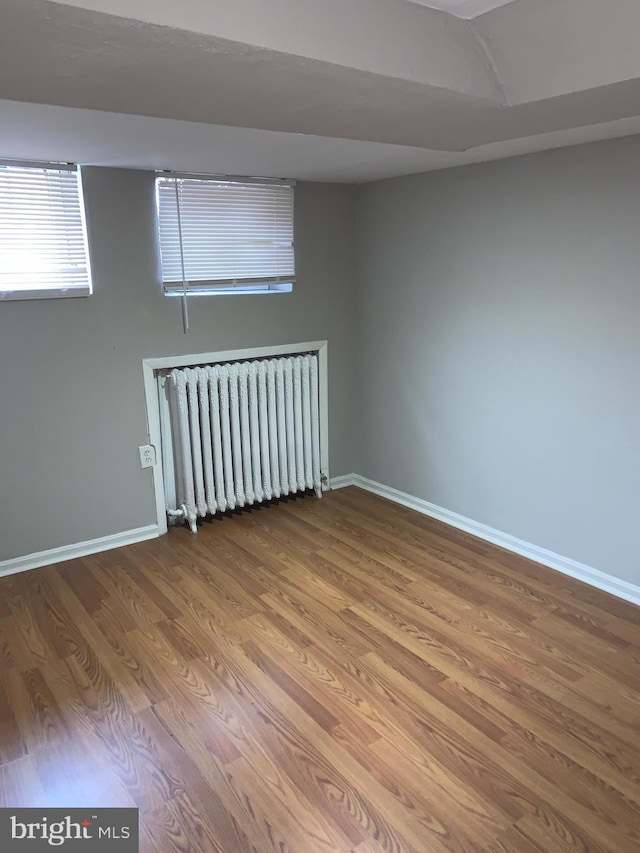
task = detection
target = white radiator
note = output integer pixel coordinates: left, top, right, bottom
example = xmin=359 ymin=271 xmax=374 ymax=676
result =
xmin=165 ymin=354 xmax=322 ymax=531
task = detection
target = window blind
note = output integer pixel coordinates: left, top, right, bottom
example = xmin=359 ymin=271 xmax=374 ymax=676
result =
xmin=156 ymin=175 xmax=295 ymax=295
xmin=0 ymin=162 xmax=91 ymax=300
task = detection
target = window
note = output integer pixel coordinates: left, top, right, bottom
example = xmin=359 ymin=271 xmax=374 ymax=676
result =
xmin=156 ymin=174 xmax=295 ymax=296
xmin=0 ymin=161 xmax=92 ymax=300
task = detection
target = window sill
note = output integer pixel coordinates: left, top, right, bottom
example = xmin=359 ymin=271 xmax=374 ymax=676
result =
xmin=0 ymin=288 xmax=92 ymax=302
xmin=164 ymin=283 xmax=294 ymax=297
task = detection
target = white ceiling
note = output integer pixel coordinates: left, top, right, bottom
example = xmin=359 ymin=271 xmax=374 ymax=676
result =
xmin=1 ymin=100 xmax=639 ymax=184
xmin=1 ymin=0 xmax=640 ymax=182
xmin=407 ymin=0 xmax=514 ymax=19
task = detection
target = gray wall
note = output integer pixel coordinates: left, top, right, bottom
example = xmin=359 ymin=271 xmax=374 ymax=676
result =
xmin=3 ymin=136 xmax=639 ymax=588
xmin=356 ymin=136 xmax=640 ymax=586
xmin=0 ymin=168 xmax=357 ymax=562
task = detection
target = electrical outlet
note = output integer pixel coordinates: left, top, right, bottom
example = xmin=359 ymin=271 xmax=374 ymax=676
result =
xmin=139 ymin=444 xmax=156 ymax=469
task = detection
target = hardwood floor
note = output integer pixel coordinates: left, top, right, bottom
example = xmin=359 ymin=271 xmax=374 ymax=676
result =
xmin=1 ymin=486 xmax=639 ymax=852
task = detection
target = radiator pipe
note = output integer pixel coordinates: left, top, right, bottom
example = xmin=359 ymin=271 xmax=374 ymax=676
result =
xmin=167 ymin=505 xmax=197 ymax=534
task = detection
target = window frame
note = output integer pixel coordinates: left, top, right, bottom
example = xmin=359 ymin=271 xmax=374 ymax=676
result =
xmin=0 ymin=159 xmax=92 ymax=302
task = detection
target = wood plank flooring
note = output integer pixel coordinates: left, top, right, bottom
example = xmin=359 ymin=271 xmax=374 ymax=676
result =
xmin=1 ymin=486 xmax=639 ymax=852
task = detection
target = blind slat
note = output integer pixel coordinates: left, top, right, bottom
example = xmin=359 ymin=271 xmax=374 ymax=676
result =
xmin=156 ymin=176 xmax=295 ymax=293
xmin=0 ymin=164 xmax=91 ymax=296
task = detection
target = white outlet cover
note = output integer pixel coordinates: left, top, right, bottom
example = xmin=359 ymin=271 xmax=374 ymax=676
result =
xmin=139 ymin=444 xmax=156 ymax=469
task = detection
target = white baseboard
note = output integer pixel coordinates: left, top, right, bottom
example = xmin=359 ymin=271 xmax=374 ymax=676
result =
xmin=337 ymin=474 xmax=640 ymax=608
xmin=4 ymin=477 xmax=637 ymax=609
xmin=330 ymin=474 xmax=358 ymax=490
xmin=0 ymin=524 xmax=160 ymax=579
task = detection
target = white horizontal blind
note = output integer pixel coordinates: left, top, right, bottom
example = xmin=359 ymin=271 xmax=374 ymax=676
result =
xmin=0 ymin=162 xmax=91 ymax=299
xmin=156 ymin=175 xmax=295 ymax=295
